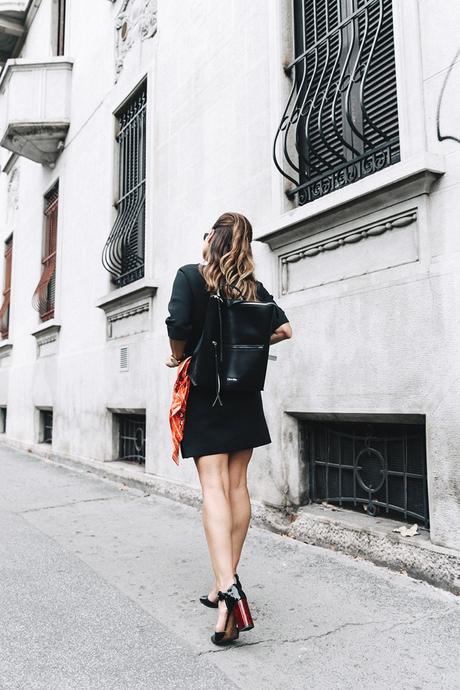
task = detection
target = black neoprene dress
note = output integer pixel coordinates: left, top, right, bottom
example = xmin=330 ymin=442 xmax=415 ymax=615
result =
xmin=165 ymin=263 xmax=289 ymax=459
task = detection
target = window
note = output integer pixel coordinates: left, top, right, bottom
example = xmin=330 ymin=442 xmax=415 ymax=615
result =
xmin=116 ymin=412 xmax=146 ymax=464
xmin=53 ymin=0 xmax=67 ymax=56
xmin=102 ymin=80 xmax=147 ymax=288
xmin=304 ymin=420 xmax=429 ymax=527
xmin=0 ymin=235 xmax=13 ymax=339
xmin=39 ymin=409 xmax=53 ymax=444
xmin=32 ymin=182 xmax=58 ymax=322
xmin=0 ymin=407 xmax=6 ymax=433
xmin=274 ymin=0 xmax=400 ymax=205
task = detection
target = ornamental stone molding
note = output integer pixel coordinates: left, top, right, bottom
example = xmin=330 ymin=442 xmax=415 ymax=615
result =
xmin=114 ymin=0 xmax=157 ymax=80
xmin=95 ymin=279 xmax=157 ymax=340
xmin=280 ymin=209 xmax=419 ymax=294
xmin=281 ymin=212 xmax=417 ymax=265
xmin=31 ymin=320 xmax=61 ymax=357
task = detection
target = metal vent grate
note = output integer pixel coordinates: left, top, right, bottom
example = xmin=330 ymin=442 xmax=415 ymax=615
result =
xmin=120 ymin=345 xmax=129 ymax=371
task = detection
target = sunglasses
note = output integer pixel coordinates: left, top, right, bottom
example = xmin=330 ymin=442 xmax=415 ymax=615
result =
xmin=203 ymin=232 xmax=210 ymax=241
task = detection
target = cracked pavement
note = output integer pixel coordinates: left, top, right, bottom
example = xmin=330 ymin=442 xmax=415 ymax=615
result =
xmin=0 ymin=444 xmax=459 ymax=689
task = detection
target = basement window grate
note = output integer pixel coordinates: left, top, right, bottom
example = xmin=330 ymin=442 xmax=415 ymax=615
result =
xmin=117 ymin=413 xmax=146 ymax=464
xmin=40 ymin=409 xmax=53 ymax=444
xmin=304 ymin=420 xmax=429 ymax=527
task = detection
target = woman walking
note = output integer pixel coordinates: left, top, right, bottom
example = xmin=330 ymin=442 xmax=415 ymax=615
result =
xmin=165 ymin=212 xmax=292 ymax=645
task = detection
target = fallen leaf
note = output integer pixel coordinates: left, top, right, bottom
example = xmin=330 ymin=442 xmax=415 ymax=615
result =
xmin=393 ymin=523 xmax=419 ymax=537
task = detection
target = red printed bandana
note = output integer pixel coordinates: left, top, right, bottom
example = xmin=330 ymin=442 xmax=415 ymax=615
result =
xmin=169 ymin=356 xmax=192 ymax=465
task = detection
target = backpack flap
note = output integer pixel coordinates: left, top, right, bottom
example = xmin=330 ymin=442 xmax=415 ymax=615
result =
xmin=221 ymin=300 xmax=275 ymax=392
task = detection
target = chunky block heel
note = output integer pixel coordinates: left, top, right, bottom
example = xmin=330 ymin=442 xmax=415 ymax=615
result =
xmin=233 ymin=595 xmax=254 ymax=631
xmin=232 ymin=572 xmax=255 ymax=632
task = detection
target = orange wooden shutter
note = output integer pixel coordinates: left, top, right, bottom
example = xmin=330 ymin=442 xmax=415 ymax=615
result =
xmin=0 ymin=237 xmax=13 ymax=339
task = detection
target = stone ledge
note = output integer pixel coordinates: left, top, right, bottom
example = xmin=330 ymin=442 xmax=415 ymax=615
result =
xmin=95 ymin=279 xmax=158 ymax=313
xmin=256 ymin=153 xmax=445 ymax=250
xmin=31 ymin=319 xmax=61 ymax=340
xmin=289 ymin=505 xmax=459 ymax=594
xmin=3 ymin=437 xmax=458 ymax=595
xmin=0 ymin=339 xmax=13 ymax=357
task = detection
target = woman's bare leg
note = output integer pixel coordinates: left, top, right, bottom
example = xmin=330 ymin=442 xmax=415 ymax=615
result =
xmin=228 ymin=448 xmax=253 ymax=571
xmin=206 ymin=448 xmax=253 ymax=601
xmin=194 ymin=452 xmax=237 ymax=630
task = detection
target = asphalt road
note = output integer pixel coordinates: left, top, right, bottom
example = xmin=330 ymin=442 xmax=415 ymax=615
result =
xmin=0 ymin=444 xmax=459 ymax=690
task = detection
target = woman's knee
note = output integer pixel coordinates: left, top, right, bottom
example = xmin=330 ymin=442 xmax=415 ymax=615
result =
xmin=228 ymin=449 xmax=253 ymax=491
xmin=195 ymin=453 xmax=230 ymax=496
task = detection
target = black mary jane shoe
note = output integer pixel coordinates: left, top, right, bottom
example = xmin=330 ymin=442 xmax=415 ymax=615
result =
xmin=200 ymin=572 xmax=242 ymax=609
xmin=210 ymin=587 xmax=240 ymax=646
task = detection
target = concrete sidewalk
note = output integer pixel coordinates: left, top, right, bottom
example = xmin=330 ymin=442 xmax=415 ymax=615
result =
xmin=0 ymin=444 xmax=459 ymax=689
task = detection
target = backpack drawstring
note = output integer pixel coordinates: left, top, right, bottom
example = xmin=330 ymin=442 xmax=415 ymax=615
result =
xmin=211 ymin=340 xmax=223 ymax=407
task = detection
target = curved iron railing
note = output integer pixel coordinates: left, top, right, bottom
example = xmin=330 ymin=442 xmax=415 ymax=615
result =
xmin=102 ymin=83 xmax=146 ymax=288
xmin=274 ymin=0 xmax=400 ymax=205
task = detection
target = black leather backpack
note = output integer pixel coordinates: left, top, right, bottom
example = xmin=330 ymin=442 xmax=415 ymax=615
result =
xmin=188 ymin=279 xmax=275 ymax=406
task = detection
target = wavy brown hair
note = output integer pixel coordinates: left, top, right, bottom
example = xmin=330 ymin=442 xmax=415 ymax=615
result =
xmin=199 ymin=212 xmax=259 ymax=300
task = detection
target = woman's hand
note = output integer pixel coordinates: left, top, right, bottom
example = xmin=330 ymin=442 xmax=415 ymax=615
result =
xmin=165 ymin=354 xmax=180 ymax=367
xmin=166 ymin=339 xmax=187 ymax=367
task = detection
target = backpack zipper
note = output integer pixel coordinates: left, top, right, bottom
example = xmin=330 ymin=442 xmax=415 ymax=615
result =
xmin=225 ymin=344 xmax=265 ymax=349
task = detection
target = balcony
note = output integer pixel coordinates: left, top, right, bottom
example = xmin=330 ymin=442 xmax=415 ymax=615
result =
xmin=0 ymin=57 xmax=73 ymax=165
xmin=0 ymin=2 xmax=29 ymax=69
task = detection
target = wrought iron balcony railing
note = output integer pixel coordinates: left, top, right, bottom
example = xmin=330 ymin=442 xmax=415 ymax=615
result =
xmin=274 ymin=0 xmax=400 ymax=205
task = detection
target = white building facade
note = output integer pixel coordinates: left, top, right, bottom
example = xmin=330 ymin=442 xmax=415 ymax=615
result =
xmin=0 ymin=0 xmax=459 ymax=555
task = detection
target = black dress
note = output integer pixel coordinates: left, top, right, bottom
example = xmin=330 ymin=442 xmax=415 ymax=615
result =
xmin=165 ymin=263 xmax=289 ymax=459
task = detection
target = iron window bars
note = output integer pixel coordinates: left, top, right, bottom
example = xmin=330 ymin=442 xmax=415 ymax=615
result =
xmin=41 ymin=410 xmax=53 ymax=444
xmin=274 ymin=0 xmax=400 ymax=205
xmin=102 ymin=81 xmax=147 ymax=288
xmin=32 ymin=183 xmax=58 ymax=321
xmin=56 ymin=0 xmax=66 ymax=56
xmin=117 ymin=413 xmax=146 ymax=464
xmin=0 ymin=235 xmax=13 ymax=339
xmin=305 ymin=421 xmax=429 ymax=527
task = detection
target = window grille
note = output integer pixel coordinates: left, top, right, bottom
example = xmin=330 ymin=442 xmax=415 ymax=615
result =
xmin=0 ymin=236 xmax=13 ymax=339
xmin=304 ymin=420 xmax=429 ymax=527
xmin=117 ymin=413 xmax=146 ymax=464
xmin=274 ymin=0 xmax=400 ymax=205
xmin=56 ymin=0 xmax=66 ymax=56
xmin=40 ymin=409 xmax=53 ymax=444
xmin=0 ymin=407 xmax=6 ymax=433
xmin=32 ymin=182 xmax=58 ymax=321
xmin=102 ymin=81 xmax=147 ymax=288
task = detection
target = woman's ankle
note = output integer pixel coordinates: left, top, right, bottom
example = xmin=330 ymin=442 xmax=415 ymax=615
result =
xmin=218 ymin=576 xmax=236 ymax=592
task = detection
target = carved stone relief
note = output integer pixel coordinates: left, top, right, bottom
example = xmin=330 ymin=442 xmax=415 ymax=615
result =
xmin=114 ymin=0 xmax=158 ymax=80
xmin=280 ymin=210 xmax=418 ymax=294
xmin=107 ymin=301 xmax=150 ymax=339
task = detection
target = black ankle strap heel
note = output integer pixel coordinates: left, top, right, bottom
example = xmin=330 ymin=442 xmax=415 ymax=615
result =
xmin=210 ymin=587 xmax=240 ymax=646
xmin=200 ymin=572 xmax=242 ymax=609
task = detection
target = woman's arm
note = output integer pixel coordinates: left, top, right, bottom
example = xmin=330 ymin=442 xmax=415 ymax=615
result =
xmin=165 ymin=268 xmax=193 ymax=366
xmin=270 ymin=322 xmax=293 ymax=345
